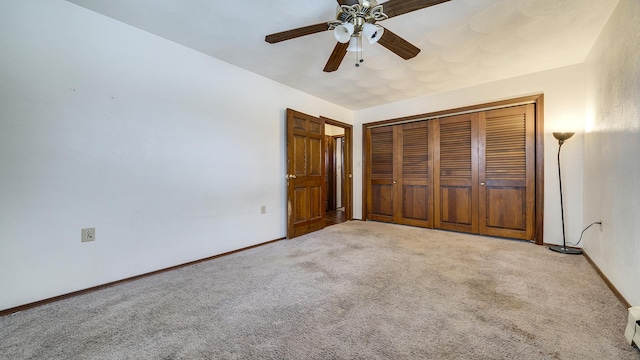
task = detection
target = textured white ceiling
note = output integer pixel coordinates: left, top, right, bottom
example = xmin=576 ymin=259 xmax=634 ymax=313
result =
xmin=66 ymin=0 xmax=619 ymax=110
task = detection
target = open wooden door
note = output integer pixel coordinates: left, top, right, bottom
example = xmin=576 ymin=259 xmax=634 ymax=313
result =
xmin=286 ymin=109 xmax=325 ymax=239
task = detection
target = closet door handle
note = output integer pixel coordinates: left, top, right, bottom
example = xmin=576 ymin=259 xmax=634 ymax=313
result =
xmin=480 ymin=182 xmax=485 ymax=186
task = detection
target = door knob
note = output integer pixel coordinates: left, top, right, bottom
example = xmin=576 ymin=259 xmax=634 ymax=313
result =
xmin=286 ymin=174 xmax=298 ymax=180
xmin=348 ymin=174 xmax=352 ymax=179
xmin=480 ymin=182 xmax=485 ymax=186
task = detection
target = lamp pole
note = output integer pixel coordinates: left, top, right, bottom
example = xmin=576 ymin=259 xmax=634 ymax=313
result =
xmin=549 ymin=132 xmax=582 ymax=255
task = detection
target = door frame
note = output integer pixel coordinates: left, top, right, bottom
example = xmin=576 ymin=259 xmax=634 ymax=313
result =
xmin=322 ymin=116 xmax=354 ymax=221
xmin=324 ymin=134 xmax=346 ymax=211
xmin=362 ymin=94 xmax=545 ymax=244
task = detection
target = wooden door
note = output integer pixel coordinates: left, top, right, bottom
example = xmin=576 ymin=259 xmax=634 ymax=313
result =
xmin=367 ymin=122 xmax=433 ymax=227
xmin=434 ymin=114 xmax=479 ymax=233
xmin=342 ymin=127 xmax=353 ymax=220
xmin=478 ymin=104 xmax=535 ymax=240
xmin=337 ymin=136 xmax=346 ymax=209
xmin=286 ymin=109 xmax=325 ymax=238
xmin=363 ymin=95 xmax=542 ymax=242
xmin=396 ymin=122 xmax=433 ymax=227
xmin=367 ymin=126 xmax=395 ymax=223
xmin=324 ymin=135 xmax=336 ymax=211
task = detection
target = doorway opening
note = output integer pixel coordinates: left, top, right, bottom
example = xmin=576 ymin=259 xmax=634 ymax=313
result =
xmin=285 ymin=109 xmax=353 ymax=239
xmin=325 ymin=123 xmax=347 ymax=227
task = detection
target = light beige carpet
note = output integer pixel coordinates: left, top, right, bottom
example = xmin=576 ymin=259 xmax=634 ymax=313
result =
xmin=1 ymin=221 xmax=638 ymax=359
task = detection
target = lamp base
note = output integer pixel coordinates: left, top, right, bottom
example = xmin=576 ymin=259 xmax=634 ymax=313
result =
xmin=549 ymin=245 xmax=583 ymax=255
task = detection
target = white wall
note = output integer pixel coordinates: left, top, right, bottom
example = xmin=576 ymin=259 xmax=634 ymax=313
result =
xmin=353 ymin=65 xmax=587 ymax=248
xmin=0 ymin=0 xmax=352 ymax=311
xmin=583 ymin=0 xmax=640 ymax=306
xmin=325 ymin=124 xmax=345 ymax=136
xmin=2 ymin=0 xmax=635 ymax=312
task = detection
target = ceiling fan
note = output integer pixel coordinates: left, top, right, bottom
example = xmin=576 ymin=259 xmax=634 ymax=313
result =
xmin=265 ymin=0 xmax=451 ymax=72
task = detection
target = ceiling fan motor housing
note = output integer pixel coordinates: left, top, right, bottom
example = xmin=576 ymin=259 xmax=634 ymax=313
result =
xmin=330 ymin=1 xmax=388 ymax=34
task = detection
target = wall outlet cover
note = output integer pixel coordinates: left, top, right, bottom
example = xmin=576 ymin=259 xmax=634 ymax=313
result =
xmin=81 ymin=227 xmax=95 ymax=242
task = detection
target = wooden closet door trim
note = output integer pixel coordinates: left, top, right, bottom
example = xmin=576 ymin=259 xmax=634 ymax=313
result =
xmin=433 ymin=120 xmax=442 ymax=228
xmin=363 ymin=94 xmax=543 ymax=128
xmin=526 ymin=104 xmax=537 ymax=240
xmin=534 ymin=97 xmax=544 ymax=245
xmin=392 ymin=125 xmax=403 ymax=223
xmin=471 ymin=113 xmax=480 ymax=234
xmin=478 ymin=111 xmax=487 ymax=232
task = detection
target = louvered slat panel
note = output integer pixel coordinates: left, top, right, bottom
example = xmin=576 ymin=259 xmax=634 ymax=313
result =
xmin=486 ymin=114 xmax=526 ymax=181
xmin=440 ymin=121 xmax=471 ymax=180
xmin=403 ymin=125 xmax=428 ymax=179
xmin=371 ymin=129 xmax=393 ymax=180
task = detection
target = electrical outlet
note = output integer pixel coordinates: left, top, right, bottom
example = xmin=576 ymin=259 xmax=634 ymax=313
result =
xmin=81 ymin=228 xmax=95 ymax=242
xmin=260 ymin=205 xmax=267 ymax=214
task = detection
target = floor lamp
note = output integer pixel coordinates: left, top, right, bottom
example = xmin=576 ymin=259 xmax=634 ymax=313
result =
xmin=549 ymin=132 xmax=582 ymax=255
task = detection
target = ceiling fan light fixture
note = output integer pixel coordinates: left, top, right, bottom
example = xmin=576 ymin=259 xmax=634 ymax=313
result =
xmin=333 ymin=22 xmax=354 ymax=43
xmin=362 ymin=23 xmax=384 ymax=44
xmin=346 ymin=36 xmax=362 ymax=52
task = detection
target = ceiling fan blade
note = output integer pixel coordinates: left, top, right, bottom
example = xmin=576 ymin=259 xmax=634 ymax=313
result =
xmin=337 ymin=0 xmax=359 ymax=5
xmin=323 ymin=42 xmax=349 ymax=72
xmin=377 ymin=28 xmax=421 ymax=60
xmin=265 ymin=22 xmax=329 ymax=44
xmin=381 ymin=0 xmax=451 ymax=19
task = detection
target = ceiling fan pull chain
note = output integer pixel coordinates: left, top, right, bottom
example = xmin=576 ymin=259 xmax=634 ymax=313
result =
xmin=356 ymin=37 xmax=364 ymax=67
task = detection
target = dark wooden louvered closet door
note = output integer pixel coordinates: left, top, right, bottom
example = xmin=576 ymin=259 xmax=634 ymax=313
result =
xmin=397 ymin=122 xmax=433 ymax=227
xmin=367 ymin=122 xmax=433 ymax=226
xmin=368 ymin=126 xmax=394 ymax=223
xmin=365 ymin=100 xmax=538 ymax=242
xmin=478 ymin=104 xmax=535 ymax=240
xmin=434 ymin=114 xmax=479 ymax=233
